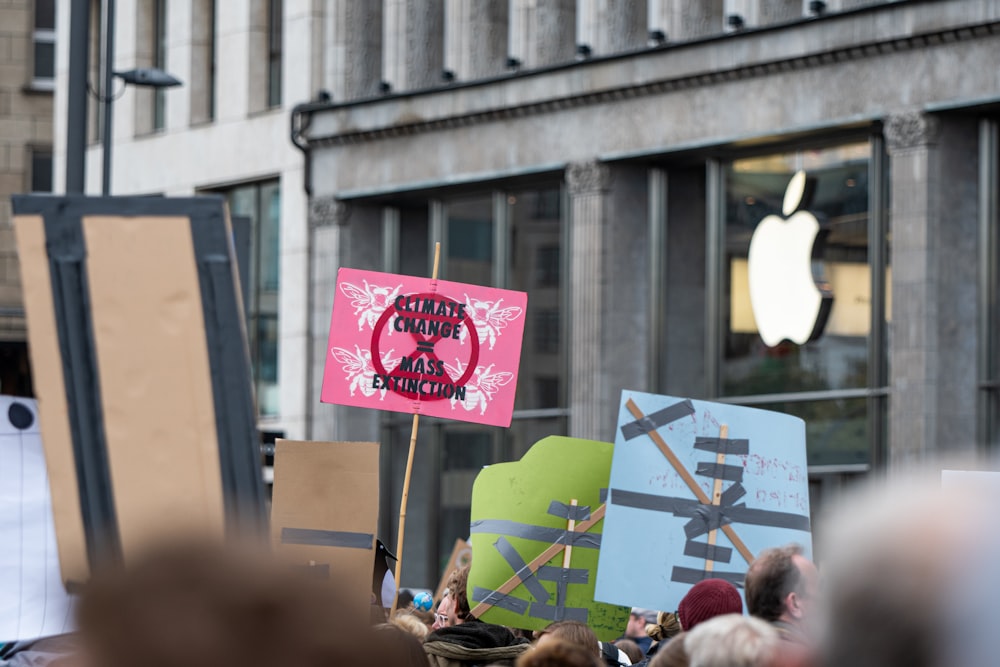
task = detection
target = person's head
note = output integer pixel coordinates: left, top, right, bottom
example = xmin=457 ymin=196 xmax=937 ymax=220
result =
xmin=817 ymin=471 xmax=1000 ymax=667
xmin=77 ymin=541 xmax=370 ymax=667
xmin=684 ymin=614 xmax=779 ymax=667
xmin=648 ymin=631 xmax=689 ymax=667
xmin=614 ymin=638 xmax=644 ymax=665
xmin=744 ymin=544 xmax=818 ymax=626
xmin=626 ymin=608 xmax=652 ymax=637
xmin=433 ymin=566 xmax=471 ymax=630
xmin=536 ymin=620 xmax=600 ymax=657
xmin=391 ymin=610 xmax=430 ymax=641
xmin=677 ymin=579 xmax=743 ymax=632
xmin=517 ymin=638 xmax=603 ymax=667
xmin=647 ymin=610 xmax=682 ymax=642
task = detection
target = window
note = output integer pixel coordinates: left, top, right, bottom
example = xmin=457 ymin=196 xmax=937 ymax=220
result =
xmin=535 ymin=246 xmax=560 ymax=287
xmin=29 ymin=148 xmax=53 ymax=193
xmin=533 ymin=309 xmax=560 ymax=354
xmin=215 ymin=180 xmax=281 ymax=418
xmin=32 ymin=0 xmax=56 ymax=89
xmin=153 ymin=0 xmax=167 ymax=130
xmin=267 ymin=0 xmax=283 ymax=107
xmin=715 ymin=141 xmax=886 ymax=468
xmin=190 ymin=0 xmax=217 ymax=124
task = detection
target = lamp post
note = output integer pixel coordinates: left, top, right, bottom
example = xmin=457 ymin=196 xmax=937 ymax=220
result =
xmin=99 ymin=0 xmax=181 ymax=195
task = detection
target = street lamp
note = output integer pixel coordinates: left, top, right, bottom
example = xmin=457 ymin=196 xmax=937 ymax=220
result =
xmin=99 ymin=0 xmax=181 ymax=195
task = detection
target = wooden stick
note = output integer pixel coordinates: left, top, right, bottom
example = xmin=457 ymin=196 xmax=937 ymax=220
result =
xmin=704 ymin=424 xmax=728 ymax=573
xmin=562 ymin=499 xmax=578 ymax=569
xmin=625 ymin=398 xmax=754 ymax=565
xmin=389 ymin=242 xmax=442 ymax=617
xmin=469 ymin=503 xmax=606 ymax=618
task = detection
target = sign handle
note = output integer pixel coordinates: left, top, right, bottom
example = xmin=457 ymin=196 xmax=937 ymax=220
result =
xmin=390 ymin=242 xmax=441 ymax=618
xmin=704 ymin=424 xmax=728 ymax=573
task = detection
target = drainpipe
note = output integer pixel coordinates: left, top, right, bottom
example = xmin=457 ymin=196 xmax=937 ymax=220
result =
xmin=289 ymin=94 xmax=332 ymax=439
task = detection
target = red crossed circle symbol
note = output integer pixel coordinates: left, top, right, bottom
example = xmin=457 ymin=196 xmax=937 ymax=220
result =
xmin=370 ymin=292 xmax=479 ymax=401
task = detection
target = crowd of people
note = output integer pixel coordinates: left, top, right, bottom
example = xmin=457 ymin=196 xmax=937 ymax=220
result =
xmin=2 ymin=471 xmax=998 ymax=667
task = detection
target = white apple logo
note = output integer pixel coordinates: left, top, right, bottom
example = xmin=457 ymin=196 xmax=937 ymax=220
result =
xmin=746 ymin=170 xmax=833 ymax=347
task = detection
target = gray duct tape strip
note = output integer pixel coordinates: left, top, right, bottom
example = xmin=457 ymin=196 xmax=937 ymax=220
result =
xmin=682 ymin=504 xmax=735 ymax=537
xmin=600 ymin=488 xmax=608 ymax=503
xmin=721 ymin=483 xmax=747 ymax=506
xmin=611 ymin=488 xmax=810 ymax=535
xmin=693 ymin=437 xmax=750 ymax=456
xmin=536 ymin=566 xmax=589 ymax=585
xmin=40 ymin=205 xmax=122 ymax=569
xmin=528 ymin=602 xmax=590 ymax=622
xmin=473 ymin=586 xmax=530 ymax=614
xmin=470 ymin=520 xmax=602 ymax=549
xmin=548 ymin=501 xmax=591 ymax=522
xmin=683 ymin=540 xmax=733 ymax=564
xmin=281 ymin=527 xmax=375 ymax=550
xmin=620 ymin=399 xmax=696 ymax=440
xmin=671 ymin=566 xmax=745 ymax=588
xmin=695 ymin=462 xmax=744 ymax=483
xmin=495 ymin=537 xmax=551 ymax=604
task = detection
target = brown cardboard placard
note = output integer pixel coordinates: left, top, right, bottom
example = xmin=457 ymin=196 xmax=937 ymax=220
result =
xmin=435 ymin=538 xmax=472 ymax=602
xmin=271 ymin=440 xmax=380 ymax=621
xmin=83 ymin=215 xmax=226 ymax=554
xmin=13 ymin=195 xmax=265 ymax=587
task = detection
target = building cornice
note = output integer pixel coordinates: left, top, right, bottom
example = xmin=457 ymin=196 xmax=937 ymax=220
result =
xmin=305 ymin=16 xmax=1000 ymax=149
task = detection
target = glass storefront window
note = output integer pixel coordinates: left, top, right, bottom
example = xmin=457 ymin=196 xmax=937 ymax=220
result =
xmin=723 ymin=143 xmax=871 ymax=396
xmin=446 ymin=197 xmax=493 ymax=286
xmin=220 ymin=180 xmax=281 ymax=417
xmin=748 ymin=398 xmax=868 ymax=467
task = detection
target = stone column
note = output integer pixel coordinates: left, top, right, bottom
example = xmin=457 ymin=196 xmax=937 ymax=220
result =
xmin=885 ymin=111 xmax=979 ymax=466
xmin=510 ymin=0 xmax=576 ymax=69
xmin=650 ymin=0 xmax=723 ymax=41
xmin=382 ymin=0 xmax=444 ymax=91
xmin=308 ymin=197 xmax=383 ymax=442
xmin=580 ymin=0 xmax=647 ymax=55
xmin=444 ymin=0 xmax=509 ymax=81
xmin=567 ymin=160 xmax=650 ymax=441
xmin=325 ymin=0 xmax=382 ymax=101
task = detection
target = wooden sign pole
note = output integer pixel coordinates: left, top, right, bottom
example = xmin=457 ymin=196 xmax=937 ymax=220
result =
xmin=704 ymin=424 xmax=728 ymax=573
xmin=390 ymin=242 xmax=441 ymax=617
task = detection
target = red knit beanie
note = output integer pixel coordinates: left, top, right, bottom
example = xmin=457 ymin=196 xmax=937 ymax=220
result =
xmin=677 ymin=578 xmax=743 ymax=631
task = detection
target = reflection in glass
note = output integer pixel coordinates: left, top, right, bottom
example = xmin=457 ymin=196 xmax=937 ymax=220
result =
xmin=749 ymin=398 xmax=868 ymax=467
xmin=446 ymin=197 xmax=493 ymax=286
xmin=509 ymin=187 xmax=564 ymax=411
xmin=724 ymin=144 xmax=872 ymax=396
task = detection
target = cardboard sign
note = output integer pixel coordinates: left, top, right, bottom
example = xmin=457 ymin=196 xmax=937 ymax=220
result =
xmin=435 ymin=538 xmax=472 ymax=602
xmin=595 ymin=391 xmax=812 ymax=612
xmin=467 ymin=436 xmax=631 ymax=641
xmin=13 ymin=195 xmax=266 ymax=585
xmin=0 ymin=396 xmax=75 ymax=642
xmin=270 ymin=440 xmax=380 ymax=621
xmin=321 ymin=268 xmax=527 ymax=427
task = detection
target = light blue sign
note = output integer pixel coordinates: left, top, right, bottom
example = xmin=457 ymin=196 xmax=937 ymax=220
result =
xmin=594 ymin=390 xmax=812 ymax=612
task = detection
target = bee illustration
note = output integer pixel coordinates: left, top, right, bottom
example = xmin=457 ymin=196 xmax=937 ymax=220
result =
xmin=459 ymin=296 xmax=523 ymax=350
xmin=443 ymin=359 xmax=514 ymax=415
xmin=339 ymin=280 xmax=402 ymax=331
xmin=330 ymin=345 xmax=398 ymax=399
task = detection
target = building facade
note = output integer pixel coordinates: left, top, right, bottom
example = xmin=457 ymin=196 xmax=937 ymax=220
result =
xmin=1 ymin=0 xmax=55 ymax=396
xmin=299 ymin=0 xmax=1000 ymax=586
xmin=51 ymin=0 xmax=322 ymax=439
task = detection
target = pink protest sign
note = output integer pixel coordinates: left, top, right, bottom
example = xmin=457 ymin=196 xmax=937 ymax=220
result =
xmin=321 ymin=268 xmax=528 ymax=427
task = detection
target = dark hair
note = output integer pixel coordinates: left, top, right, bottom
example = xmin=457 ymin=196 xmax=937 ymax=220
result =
xmin=446 ymin=565 xmax=472 ymax=620
xmin=614 ymin=639 xmax=644 ymax=665
xmin=744 ymin=544 xmax=805 ymax=622
xmin=539 ymin=620 xmax=600 ymax=657
xmin=517 ymin=639 xmax=602 ymax=667
xmin=372 ymin=623 xmax=431 ymax=666
xmin=649 ymin=631 xmax=689 ymax=667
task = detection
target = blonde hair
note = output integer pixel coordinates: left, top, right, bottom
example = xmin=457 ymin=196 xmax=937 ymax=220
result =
xmin=391 ymin=611 xmax=430 ymax=641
